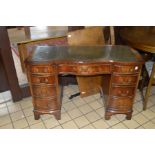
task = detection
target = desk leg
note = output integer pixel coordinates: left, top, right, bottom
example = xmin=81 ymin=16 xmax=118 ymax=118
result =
xmin=105 ymin=114 xmax=111 ymax=120
xmin=34 ymin=111 xmax=40 ymax=120
xmin=126 ymin=112 xmax=132 ymax=120
xmin=54 ymin=111 xmax=61 ymax=120
xmin=143 ymin=63 xmax=155 ymax=110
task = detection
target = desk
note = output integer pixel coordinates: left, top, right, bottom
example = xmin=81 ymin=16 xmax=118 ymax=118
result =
xmin=120 ymin=27 xmax=155 ymax=109
xmin=25 ymin=45 xmax=143 ymax=120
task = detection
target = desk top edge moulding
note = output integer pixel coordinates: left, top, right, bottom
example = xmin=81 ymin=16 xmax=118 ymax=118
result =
xmin=25 ymin=45 xmax=144 ymax=120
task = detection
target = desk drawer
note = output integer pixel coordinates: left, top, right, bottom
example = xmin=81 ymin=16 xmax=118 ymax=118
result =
xmin=32 ymin=85 xmax=57 ymax=98
xmin=30 ymin=65 xmax=55 ymax=74
xmin=58 ymin=65 xmax=76 ymax=73
xmin=34 ymin=97 xmax=59 ymax=110
xmin=108 ymin=97 xmax=133 ymax=111
xmin=113 ymin=65 xmax=140 ymax=74
xmin=112 ymin=74 xmax=138 ymax=85
xmin=30 ymin=75 xmax=56 ymax=85
xmin=76 ymin=64 xmax=111 ymax=75
xmin=111 ymin=86 xmax=135 ymax=97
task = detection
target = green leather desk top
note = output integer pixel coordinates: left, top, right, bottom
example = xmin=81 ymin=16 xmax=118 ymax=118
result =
xmin=26 ymin=45 xmax=143 ymax=64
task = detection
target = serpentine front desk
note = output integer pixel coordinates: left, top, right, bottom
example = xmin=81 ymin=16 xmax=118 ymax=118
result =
xmin=25 ymin=45 xmax=143 ymax=120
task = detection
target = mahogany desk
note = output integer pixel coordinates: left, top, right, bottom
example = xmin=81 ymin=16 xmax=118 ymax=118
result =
xmin=25 ymin=45 xmax=143 ymax=120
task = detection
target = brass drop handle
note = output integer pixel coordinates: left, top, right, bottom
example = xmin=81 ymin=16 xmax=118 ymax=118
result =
xmin=45 ymin=78 xmax=48 ymax=83
xmin=73 ymin=66 xmax=77 ymax=71
xmin=118 ymin=90 xmax=121 ymax=94
xmin=126 ymin=90 xmax=129 ymax=94
xmin=40 ymin=88 xmax=47 ymax=96
xmin=34 ymin=68 xmax=39 ymax=72
xmin=80 ymin=66 xmax=88 ymax=72
xmin=37 ymin=78 xmax=40 ymax=82
xmin=130 ymin=68 xmax=133 ymax=72
xmin=44 ymin=68 xmax=48 ymax=72
xmin=128 ymin=79 xmax=132 ymax=83
xmin=119 ymin=90 xmax=129 ymax=96
xmin=47 ymin=102 xmax=52 ymax=109
xmin=36 ymin=89 xmax=41 ymax=96
xmin=121 ymin=93 xmax=127 ymax=96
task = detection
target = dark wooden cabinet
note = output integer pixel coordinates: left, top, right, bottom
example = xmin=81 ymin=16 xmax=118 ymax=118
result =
xmin=25 ymin=45 xmax=143 ymax=120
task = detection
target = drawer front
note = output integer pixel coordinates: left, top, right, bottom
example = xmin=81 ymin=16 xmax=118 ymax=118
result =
xmin=58 ymin=65 xmax=76 ymax=73
xmin=32 ymin=85 xmax=57 ymax=97
xmin=76 ymin=64 xmax=111 ymax=75
xmin=34 ymin=98 xmax=59 ymax=110
xmin=108 ymin=97 xmax=133 ymax=110
xmin=30 ymin=65 xmax=55 ymax=74
xmin=112 ymin=75 xmax=138 ymax=85
xmin=111 ymin=86 xmax=135 ymax=97
xmin=30 ymin=75 xmax=56 ymax=85
xmin=113 ymin=65 xmax=140 ymax=74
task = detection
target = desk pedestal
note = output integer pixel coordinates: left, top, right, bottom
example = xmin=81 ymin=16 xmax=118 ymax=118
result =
xmin=26 ymin=63 xmax=141 ymax=120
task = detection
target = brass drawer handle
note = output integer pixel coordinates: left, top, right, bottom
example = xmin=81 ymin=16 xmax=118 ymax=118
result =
xmin=121 ymin=93 xmax=128 ymax=96
xmin=47 ymin=102 xmax=54 ymax=109
xmin=45 ymin=78 xmax=49 ymax=83
xmin=47 ymin=103 xmax=51 ymax=108
xmin=118 ymin=90 xmax=129 ymax=96
xmin=34 ymin=68 xmax=39 ymax=72
xmin=44 ymin=68 xmax=48 ymax=72
xmin=36 ymin=78 xmax=40 ymax=82
xmin=128 ymin=79 xmax=132 ymax=83
xmin=129 ymin=66 xmax=138 ymax=72
xmin=73 ymin=66 xmax=77 ymax=71
xmin=80 ymin=66 xmax=89 ymax=72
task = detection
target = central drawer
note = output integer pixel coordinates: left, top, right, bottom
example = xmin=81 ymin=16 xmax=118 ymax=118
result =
xmin=32 ymin=85 xmax=57 ymax=98
xmin=76 ymin=64 xmax=111 ymax=75
xmin=58 ymin=64 xmax=76 ymax=74
xmin=111 ymin=86 xmax=135 ymax=97
xmin=33 ymin=97 xmax=59 ymax=110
